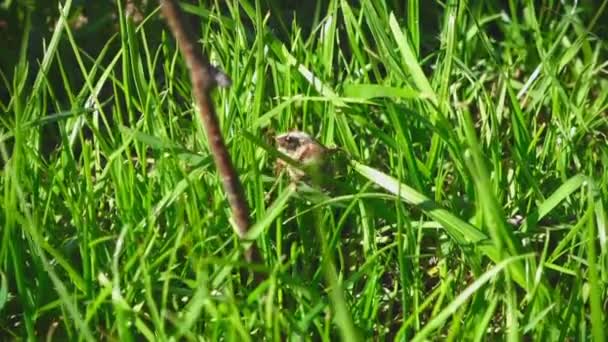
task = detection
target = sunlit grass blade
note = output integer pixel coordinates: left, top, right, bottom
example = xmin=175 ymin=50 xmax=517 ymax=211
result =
xmin=586 ymin=181 xmax=606 ymax=342
xmin=388 ymin=12 xmax=437 ymax=106
xmin=245 ymin=184 xmax=297 ymax=240
xmin=352 ymin=160 xmax=487 ymax=244
xmin=342 ymin=84 xmax=421 ymax=100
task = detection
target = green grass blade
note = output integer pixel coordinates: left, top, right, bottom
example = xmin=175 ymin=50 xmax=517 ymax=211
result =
xmin=412 ymin=254 xmax=531 ymax=341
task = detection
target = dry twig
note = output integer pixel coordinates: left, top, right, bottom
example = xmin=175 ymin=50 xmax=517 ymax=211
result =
xmin=159 ymin=0 xmax=259 ymax=262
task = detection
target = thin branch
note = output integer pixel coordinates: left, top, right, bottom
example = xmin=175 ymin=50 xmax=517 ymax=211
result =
xmin=159 ymin=0 xmax=259 ymax=262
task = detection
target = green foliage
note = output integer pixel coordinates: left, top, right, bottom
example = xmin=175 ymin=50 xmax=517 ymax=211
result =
xmin=0 ymin=0 xmax=607 ymax=340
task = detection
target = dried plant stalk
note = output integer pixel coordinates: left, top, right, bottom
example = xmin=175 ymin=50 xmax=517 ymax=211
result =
xmin=159 ymin=0 xmax=259 ymax=262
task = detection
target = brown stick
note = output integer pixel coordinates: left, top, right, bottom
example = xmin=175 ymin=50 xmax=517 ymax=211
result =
xmin=159 ymin=0 xmax=259 ymax=262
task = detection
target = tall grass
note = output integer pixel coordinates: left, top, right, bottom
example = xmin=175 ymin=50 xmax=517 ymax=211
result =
xmin=1 ymin=0 xmax=607 ymax=340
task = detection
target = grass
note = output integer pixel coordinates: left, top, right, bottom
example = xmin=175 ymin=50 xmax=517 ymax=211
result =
xmin=1 ymin=0 xmax=607 ymax=340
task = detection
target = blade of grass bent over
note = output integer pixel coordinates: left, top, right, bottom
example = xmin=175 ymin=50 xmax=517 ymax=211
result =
xmin=351 ymin=160 xmax=535 ymax=287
